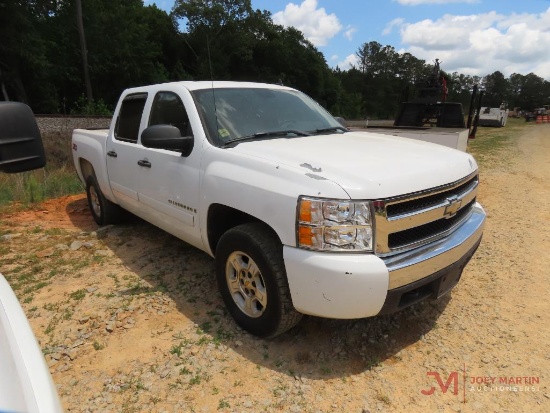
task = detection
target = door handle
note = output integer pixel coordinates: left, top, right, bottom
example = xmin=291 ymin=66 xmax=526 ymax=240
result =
xmin=137 ymin=159 xmax=151 ymax=168
xmin=107 ymin=150 xmax=117 ymax=158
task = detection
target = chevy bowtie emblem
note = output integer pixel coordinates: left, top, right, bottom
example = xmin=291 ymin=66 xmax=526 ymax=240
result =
xmin=444 ymin=195 xmax=462 ymax=218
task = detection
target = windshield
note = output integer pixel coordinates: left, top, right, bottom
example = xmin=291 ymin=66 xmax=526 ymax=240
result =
xmin=192 ymin=87 xmax=344 ymax=147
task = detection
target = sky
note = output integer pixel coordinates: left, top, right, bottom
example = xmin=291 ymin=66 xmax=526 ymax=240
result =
xmin=146 ymin=0 xmax=550 ymax=79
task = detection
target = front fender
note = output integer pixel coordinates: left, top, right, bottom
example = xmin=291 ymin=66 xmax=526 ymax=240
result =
xmin=200 ymin=146 xmax=349 ymax=248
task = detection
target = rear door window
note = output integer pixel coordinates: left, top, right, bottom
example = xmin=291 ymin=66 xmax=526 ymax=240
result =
xmin=114 ymin=93 xmax=148 ymax=143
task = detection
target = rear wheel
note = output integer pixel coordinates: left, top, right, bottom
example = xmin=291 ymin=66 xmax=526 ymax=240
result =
xmin=85 ymin=175 xmax=121 ymax=226
xmin=215 ymin=223 xmax=302 ymax=338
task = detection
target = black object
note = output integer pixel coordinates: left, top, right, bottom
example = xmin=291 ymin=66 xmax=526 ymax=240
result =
xmin=394 ymin=102 xmax=465 ymax=128
xmin=0 ymin=102 xmax=46 ymax=173
xmin=393 ymin=58 xmax=480 ymax=130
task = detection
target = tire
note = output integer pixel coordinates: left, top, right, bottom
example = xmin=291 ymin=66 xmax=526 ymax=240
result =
xmin=85 ymin=175 xmax=121 ymax=226
xmin=215 ymin=222 xmax=302 ymax=338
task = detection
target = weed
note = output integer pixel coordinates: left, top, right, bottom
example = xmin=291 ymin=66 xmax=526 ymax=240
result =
xmin=62 ymin=308 xmax=73 ymax=320
xmin=73 ymin=259 xmax=90 ymax=271
xmin=376 ymin=392 xmax=391 ymax=406
xmin=170 ymin=342 xmax=185 ymax=357
xmin=23 ymin=281 xmax=49 ymax=295
xmin=44 ymin=302 xmax=61 ymax=311
xmin=189 ymin=375 xmax=201 ymax=386
xmin=44 ymin=228 xmax=65 ymax=236
xmin=93 ymin=341 xmax=105 ymax=351
xmin=217 ymin=399 xmax=230 ymax=410
xmin=69 ymin=289 xmax=86 ymax=301
xmin=44 ymin=317 xmax=58 ymax=335
xmin=365 ymin=356 xmax=381 ymax=370
xmin=169 ymin=378 xmax=184 ymax=389
xmin=198 ymin=321 xmax=212 ymax=334
xmin=197 ymin=336 xmax=211 ymax=346
xmin=215 ymin=326 xmax=232 ymax=342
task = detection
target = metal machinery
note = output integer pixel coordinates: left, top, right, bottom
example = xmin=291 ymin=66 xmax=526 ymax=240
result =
xmin=393 ymin=59 xmax=484 ymax=139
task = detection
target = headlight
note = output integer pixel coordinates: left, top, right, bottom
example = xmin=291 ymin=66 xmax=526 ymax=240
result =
xmin=297 ymin=196 xmax=373 ymax=252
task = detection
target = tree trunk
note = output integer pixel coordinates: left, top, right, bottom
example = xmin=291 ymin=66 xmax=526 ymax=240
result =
xmin=0 ymin=67 xmax=10 ymax=101
xmin=76 ymin=0 xmax=93 ymax=102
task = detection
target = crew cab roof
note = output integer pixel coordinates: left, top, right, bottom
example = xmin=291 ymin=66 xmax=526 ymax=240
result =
xmin=123 ymin=81 xmax=294 ymax=95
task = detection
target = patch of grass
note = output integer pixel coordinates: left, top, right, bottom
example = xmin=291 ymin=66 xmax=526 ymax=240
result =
xmin=44 ymin=316 xmax=58 ymax=335
xmin=0 ymin=165 xmax=83 ymax=207
xmin=62 ymin=308 xmax=74 ymax=320
xmin=93 ymin=341 xmax=105 ymax=351
xmin=364 ymin=355 xmax=381 ymax=370
xmin=198 ymin=321 xmax=212 ymax=334
xmin=468 ymin=118 xmax=528 ymax=165
xmin=22 ymin=281 xmax=49 ymax=294
xmin=376 ymin=392 xmax=391 ymax=406
xmin=189 ymin=375 xmax=201 ymax=386
xmin=170 ymin=342 xmax=185 ymax=357
xmin=215 ymin=326 xmax=233 ymax=342
xmin=196 ymin=335 xmax=212 ymax=346
xmin=179 ymin=367 xmax=192 ymax=375
xmin=69 ymin=289 xmax=86 ymax=301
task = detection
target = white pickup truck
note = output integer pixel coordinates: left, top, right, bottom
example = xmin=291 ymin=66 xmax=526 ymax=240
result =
xmin=72 ymin=81 xmax=486 ymax=338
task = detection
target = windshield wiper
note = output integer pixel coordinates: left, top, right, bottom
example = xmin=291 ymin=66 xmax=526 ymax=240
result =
xmin=223 ymin=130 xmax=310 ymax=147
xmin=311 ymin=126 xmax=348 ymax=135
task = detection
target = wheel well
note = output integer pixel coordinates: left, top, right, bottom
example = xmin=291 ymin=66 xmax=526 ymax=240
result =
xmin=207 ymin=204 xmax=278 ymax=254
xmin=79 ymin=158 xmax=95 ymax=180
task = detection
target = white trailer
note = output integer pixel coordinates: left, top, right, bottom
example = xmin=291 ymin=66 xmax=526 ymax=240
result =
xmin=478 ymin=106 xmax=509 ymax=127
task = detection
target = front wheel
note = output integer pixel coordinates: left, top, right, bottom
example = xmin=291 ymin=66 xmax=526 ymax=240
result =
xmin=85 ymin=175 xmax=121 ymax=226
xmin=215 ymin=223 xmax=302 ymax=338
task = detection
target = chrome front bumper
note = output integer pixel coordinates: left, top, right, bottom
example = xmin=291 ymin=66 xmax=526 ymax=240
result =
xmin=382 ymin=202 xmax=486 ymax=290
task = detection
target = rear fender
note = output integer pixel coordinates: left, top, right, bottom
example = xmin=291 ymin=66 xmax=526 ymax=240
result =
xmin=72 ymin=130 xmax=117 ymax=203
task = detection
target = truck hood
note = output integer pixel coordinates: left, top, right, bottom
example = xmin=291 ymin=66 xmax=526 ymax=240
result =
xmin=228 ymin=131 xmax=478 ymax=199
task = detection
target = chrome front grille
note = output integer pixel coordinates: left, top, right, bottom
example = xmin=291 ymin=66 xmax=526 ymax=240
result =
xmin=374 ymin=172 xmax=479 ymax=256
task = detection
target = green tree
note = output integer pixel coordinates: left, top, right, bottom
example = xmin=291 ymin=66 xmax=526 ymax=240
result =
xmin=0 ymin=0 xmax=54 ymax=106
xmin=173 ymin=0 xmax=336 ymax=107
xmin=482 ymin=71 xmax=508 ymax=107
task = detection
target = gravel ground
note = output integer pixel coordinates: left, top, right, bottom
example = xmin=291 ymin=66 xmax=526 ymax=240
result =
xmin=0 ymin=122 xmax=548 ymax=412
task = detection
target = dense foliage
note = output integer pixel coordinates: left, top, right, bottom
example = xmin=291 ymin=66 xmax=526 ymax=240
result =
xmin=1 ymin=0 xmax=550 ymax=118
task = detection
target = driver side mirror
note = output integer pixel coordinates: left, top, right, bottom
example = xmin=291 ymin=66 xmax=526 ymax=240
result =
xmin=0 ymin=102 xmax=46 ymax=173
xmin=141 ymin=124 xmax=194 ymax=157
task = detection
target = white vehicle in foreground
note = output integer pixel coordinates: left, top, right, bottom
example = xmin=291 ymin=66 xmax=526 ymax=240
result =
xmin=72 ymin=81 xmax=486 ymax=338
xmin=0 ymin=274 xmax=63 ymax=412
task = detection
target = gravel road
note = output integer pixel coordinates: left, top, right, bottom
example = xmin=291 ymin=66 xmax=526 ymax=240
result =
xmin=0 ymin=122 xmax=548 ymax=412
